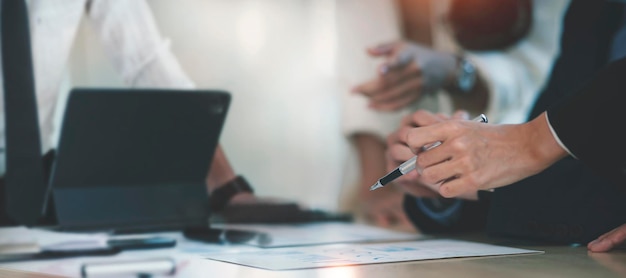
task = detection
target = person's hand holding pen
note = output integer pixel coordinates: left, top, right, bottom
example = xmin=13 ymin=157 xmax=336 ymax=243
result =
xmin=387 ymin=109 xmax=567 ymax=198
xmin=351 ymin=40 xmax=458 ymax=111
xmin=382 ymin=110 xmax=484 ymax=200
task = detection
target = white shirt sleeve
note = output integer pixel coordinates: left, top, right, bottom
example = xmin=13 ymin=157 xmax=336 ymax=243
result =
xmin=463 ymin=0 xmax=570 ymax=124
xmin=86 ymin=0 xmax=195 ymax=89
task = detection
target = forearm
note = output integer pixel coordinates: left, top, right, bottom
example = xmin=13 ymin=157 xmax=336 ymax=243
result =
xmin=520 ymin=112 xmax=569 ymax=176
xmin=206 ymin=145 xmax=236 ymax=191
xmin=353 ymin=133 xmax=388 ymax=197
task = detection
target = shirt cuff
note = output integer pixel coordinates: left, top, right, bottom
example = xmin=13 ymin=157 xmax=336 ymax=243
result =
xmin=545 ymin=112 xmax=577 ymax=159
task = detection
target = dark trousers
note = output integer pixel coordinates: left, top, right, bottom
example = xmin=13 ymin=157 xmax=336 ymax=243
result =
xmin=0 ymin=150 xmax=57 ymax=226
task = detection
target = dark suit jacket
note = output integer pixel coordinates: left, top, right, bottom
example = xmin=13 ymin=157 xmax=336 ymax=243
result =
xmin=405 ymin=0 xmax=626 ymax=244
xmin=548 ymin=57 xmax=626 ymax=187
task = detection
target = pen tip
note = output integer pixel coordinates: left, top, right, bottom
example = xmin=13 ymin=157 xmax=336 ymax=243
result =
xmin=370 ymin=182 xmax=383 ymax=191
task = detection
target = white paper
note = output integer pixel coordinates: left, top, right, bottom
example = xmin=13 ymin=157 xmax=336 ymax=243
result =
xmin=211 ymin=222 xmax=422 ymax=248
xmin=205 ymin=239 xmax=543 ymax=270
xmin=0 ymin=231 xmax=249 ymax=277
xmin=0 ymin=227 xmax=37 ymax=245
xmin=0 ymin=227 xmax=40 ymax=254
xmin=0 ymin=226 xmax=108 ymax=253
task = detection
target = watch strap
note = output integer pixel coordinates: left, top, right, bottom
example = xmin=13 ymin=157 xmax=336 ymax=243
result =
xmin=209 ymin=175 xmax=254 ymax=212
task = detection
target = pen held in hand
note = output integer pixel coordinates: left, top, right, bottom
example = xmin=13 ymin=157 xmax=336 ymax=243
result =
xmin=370 ymin=114 xmax=488 ymax=191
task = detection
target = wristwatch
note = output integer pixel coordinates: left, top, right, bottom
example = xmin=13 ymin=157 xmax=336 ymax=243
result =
xmin=456 ymin=56 xmax=477 ymax=93
xmin=209 ymin=175 xmax=254 ymax=212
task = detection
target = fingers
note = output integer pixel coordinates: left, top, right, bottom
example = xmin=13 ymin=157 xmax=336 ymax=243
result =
xmin=395 ymin=110 xmax=448 ymax=161
xmin=380 ymin=56 xmax=422 ymax=87
xmin=367 ymin=41 xmax=413 ymax=73
xmin=366 ymin=41 xmax=398 ymax=57
xmin=386 ymin=125 xmax=419 ymax=162
xmin=368 ymin=78 xmax=422 ymax=111
xmin=437 ymin=177 xmax=478 ymax=198
xmin=353 ymin=62 xmax=422 ymax=101
xmin=385 ymin=137 xmax=415 ymax=176
xmin=385 ymin=132 xmax=442 ymax=199
xmin=354 ymin=41 xmax=434 ymax=112
xmin=405 ymin=124 xmax=448 ymax=154
xmin=386 ymin=110 xmax=489 ymax=200
xmin=385 ymin=132 xmax=438 ymax=198
xmin=387 ymin=110 xmax=474 ymax=198
xmin=379 ymin=49 xmax=415 ymax=75
xmin=367 ymin=206 xmax=412 ymax=228
xmin=401 ymin=110 xmax=444 ymax=129
xmin=588 ymin=224 xmax=626 ymax=252
xmin=361 ymin=188 xmax=412 ymax=228
xmin=350 ymin=72 xmax=409 ymax=100
xmin=412 ymin=134 xmax=484 ymax=198
xmin=352 ymin=79 xmax=382 ymax=96
xmin=368 ymin=210 xmax=393 ymax=227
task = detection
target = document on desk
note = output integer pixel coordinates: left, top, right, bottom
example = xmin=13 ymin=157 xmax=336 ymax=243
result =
xmin=211 ymin=222 xmax=422 ymax=248
xmin=205 ymin=239 xmax=543 ymax=270
xmin=0 ymin=226 xmax=107 ymax=254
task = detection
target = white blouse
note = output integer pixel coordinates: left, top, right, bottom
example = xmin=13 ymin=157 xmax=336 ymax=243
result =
xmin=0 ymin=0 xmax=194 ymax=176
xmin=338 ymin=0 xmax=571 ymax=141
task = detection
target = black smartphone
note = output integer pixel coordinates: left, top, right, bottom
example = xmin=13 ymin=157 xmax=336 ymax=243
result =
xmin=107 ymin=237 xmax=176 ymax=251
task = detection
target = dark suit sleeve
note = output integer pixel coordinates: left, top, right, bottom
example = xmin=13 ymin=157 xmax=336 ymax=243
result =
xmin=548 ymin=57 xmax=626 ymax=186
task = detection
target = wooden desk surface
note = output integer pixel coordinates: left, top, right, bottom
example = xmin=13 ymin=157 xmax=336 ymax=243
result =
xmin=2 ymin=234 xmax=625 ymax=278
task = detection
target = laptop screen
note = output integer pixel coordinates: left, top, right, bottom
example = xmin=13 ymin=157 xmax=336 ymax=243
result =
xmin=50 ymin=88 xmax=230 ymax=232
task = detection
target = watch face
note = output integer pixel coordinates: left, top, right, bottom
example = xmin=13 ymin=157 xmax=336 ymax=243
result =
xmin=458 ymin=58 xmax=477 ymax=93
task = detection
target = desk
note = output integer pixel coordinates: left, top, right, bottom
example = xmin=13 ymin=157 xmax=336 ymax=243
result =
xmin=1 ymin=233 xmax=625 ymax=278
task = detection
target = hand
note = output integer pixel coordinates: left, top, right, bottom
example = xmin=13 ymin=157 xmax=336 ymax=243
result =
xmin=386 ymin=110 xmax=478 ymax=200
xmin=400 ymin=110 xmax=567 ymax=198
xmin=352 ymin=41 xmax=457 ymax=111
xmin=386 ymin=127 xmax=439 ymax=198
xmin=206 ymin=144 xmax=237 ymax=190
xmin=588 ymin=224 xmax=626 ymax=252
xmin=359 ymin=185 xmax=414 ymax=230
xmin=351 ymin=133 xmax=414 ymax=231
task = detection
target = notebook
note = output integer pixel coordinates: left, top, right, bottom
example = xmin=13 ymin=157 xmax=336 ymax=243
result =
xmin=48 ymin=88 xmax=230 ymax=232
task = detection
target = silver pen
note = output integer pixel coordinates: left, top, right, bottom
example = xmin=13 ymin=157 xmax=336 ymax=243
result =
xmin=370 ymin=114 xmax=488 ymax=191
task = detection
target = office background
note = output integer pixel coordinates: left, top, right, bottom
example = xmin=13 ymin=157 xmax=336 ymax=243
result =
xmin=54 ymin=0 xmax=351 ymax=211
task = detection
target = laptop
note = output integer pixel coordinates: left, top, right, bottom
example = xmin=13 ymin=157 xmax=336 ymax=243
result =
xmin=48 ymin=88 xmax=230 ymax=233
